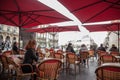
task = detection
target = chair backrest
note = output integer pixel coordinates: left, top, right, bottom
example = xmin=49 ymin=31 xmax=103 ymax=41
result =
xmin=3 ymin=50 xmax=12 ymax=56
xmin=49 ymin=50 xmax=55 ymax=58
xmin=19 ymin=49 xmax=25 ymax=55
xmin=99 ymin=54 xmax=117 ymax=64
xmin=56 ymin=50 xmax=63 ymax=54
xmin=97 ymin=51 xmax=107 ymax=58
xmin=13 ymin=63 xmax=36 ymax=79
xmin=66 ymin=52 xmax=77 ymax=64
xmin=20 ymin=64 xmax=34 ymax=74
xmin=54 ymin=53 xmax=64 ymax=59
xmin=0 ymin=55 xmax=18 ymax=69
xmin=88 ymin=50 xmax=94 ymax=56
xmin=37 ymin=59 xmax=62 ymax=80
xmin=80 ymin=52 xmax=89 ymax=59
xmin=95 ymin=63 xmax=120 ymax=80
xmin=38 ymin=52 xmax=45 ymax=58
xmin=0 ymin=55 xmax=9 ymax=69
xmin=110 ymin=51 xmax=119 ymax=56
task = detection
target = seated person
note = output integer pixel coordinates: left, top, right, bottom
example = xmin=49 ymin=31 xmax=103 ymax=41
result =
xmin=109 ymin=44 xmax=118 ymax=52
xmin=97 ymin=44 xmax=106 ymax=52
xmin=66 ymin=43 xmax=75 ymax=53
xmin=79 ymin=44 xmax=88 ymax=64
xmin=12 ymin=42 xmax=19 ymax=54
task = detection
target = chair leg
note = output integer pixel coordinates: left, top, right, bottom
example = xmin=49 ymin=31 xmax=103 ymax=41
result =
xmin=87 ymin=59 xmax=89 ymax=68
xmin=79 ymin=64 xmax=80 ymax=73
xmin=74 ymin=64 xmax=76 ymax=74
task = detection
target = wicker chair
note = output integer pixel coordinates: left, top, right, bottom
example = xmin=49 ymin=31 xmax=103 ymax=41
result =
xmin=56 ymin=50 xmax=63 ymax=54
xmin=110 ymin=51 xmax=119 ymax=56
xmin=37 ymin=58 xmax=62 ymax=80
xmin=54 ymin=53 xmax=64 ymax=59
xmin=2 ymin=50 xmax=12 ymax=56
xmin=80 ymin=52 xmax=89 ymax=67
xmin=95 ymin=63 xmax=120 ymax=80
xmin=0 ymin=55 xmax=17 ymax=74
xmin=97 ymin=51 xmax=107 ymax=58
xmin=19 ymin=49 xmax=25 ymax=55
xmin=66 ymin=52 xmax=80 ymax=74
xmin=98 ymin=54 xmax=117 ymax=65
xmin=54 ymin=53 xmax=65 ymax=69
xmin=88 ymin=50 xmax=95 ymax=61
xmin=14 ymin=64 xmax=36 ymax=80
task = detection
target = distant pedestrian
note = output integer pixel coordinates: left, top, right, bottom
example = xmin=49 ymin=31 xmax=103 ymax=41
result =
xmin=12 ymin=42 xmax=19 ymax=54
xmin=1 ymin=41 xmax=5 ymax=50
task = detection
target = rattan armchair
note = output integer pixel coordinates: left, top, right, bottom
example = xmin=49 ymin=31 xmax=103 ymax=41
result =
xmin=2 ymin=50 xmax=12 ymax=56
xmin=88 ymin=50 xmax=95 ymax=61
xmin=54 ymin=53 xmax=65 ymax=70
xmin=14 ymin=64 xmax=36 ymax=80
xmin=0 ymin=55 xmax=17 ymax=74
xmin=110 ymin=51 xmax=119 ymax=56
xmin=80 ymin=52 xmax=89 ymax=67
xmin=37 ymin=58 xmax=62 ymax=80
xmin=66 ymin=52 xmax=80 ymax=74
xmin=95 ymin=63 xmax=120 ymax=80
xmin=98 ymin=54 xmax=117 ymax=66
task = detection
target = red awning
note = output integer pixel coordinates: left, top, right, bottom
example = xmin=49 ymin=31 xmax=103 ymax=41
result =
xmin=0 ymin=0 xmax=71 ymax=28
xmin=59 ymin=0 xmax=120 ymax=23
xmin=26 ymin=26 xmax=80 ymax=33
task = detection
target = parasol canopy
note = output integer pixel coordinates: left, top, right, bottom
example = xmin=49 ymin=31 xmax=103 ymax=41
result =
xmin=0 ymin=0 xmax=71 ymax=28
xmin=59 ymin=0 xmax=120 ymax=23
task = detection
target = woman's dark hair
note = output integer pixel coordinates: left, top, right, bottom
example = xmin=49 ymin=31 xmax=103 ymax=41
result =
xmin=25 ymin=40 xmax=36 ymax=50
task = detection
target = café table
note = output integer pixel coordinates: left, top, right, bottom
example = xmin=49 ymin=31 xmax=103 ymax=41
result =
xmin=115 ymin=56 xmax=120 ymax=62
xmin=101 ymin=63 xmax=120 ymax=67
xmin=7 ymin=55 xmax=24 ymax=65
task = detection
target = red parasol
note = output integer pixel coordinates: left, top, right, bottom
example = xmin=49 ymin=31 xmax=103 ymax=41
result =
xmin=26 ymin=26 xmax=80 ymax=33
xmin=0 ymin=0 xmax=71 ymax=48
xmin=26 ymin=25 xmax=80 ymax=48
xmin=0 ymin=0 xmax=71 ymax=28
xmin=83 ymin=20 xmax=120 ymax=52
xmin=59 ymin=0 xmax=120 ymax=23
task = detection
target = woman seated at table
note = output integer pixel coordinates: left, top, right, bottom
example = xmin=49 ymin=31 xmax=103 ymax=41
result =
xmin=23 ymin=39 xmax=38 ymax=80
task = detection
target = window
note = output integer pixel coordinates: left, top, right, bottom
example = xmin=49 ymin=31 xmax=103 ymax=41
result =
xmin=7 ymin=27 xmax=10 ymax=32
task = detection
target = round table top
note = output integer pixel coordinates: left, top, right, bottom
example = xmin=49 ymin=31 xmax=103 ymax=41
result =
xmin=101 ymin=63 xmax=120 ymax=67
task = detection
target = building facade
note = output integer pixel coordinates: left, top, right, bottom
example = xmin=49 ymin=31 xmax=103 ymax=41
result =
xmin=104 ymin=31 xmax=119 ymax=51
xmin=35 ymin=25 xmax=59 ymax=48
xmin=0 ymin=24 xmax=59 ymax=49
xmin=0 ymin=24 xmax=19 ymax=49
